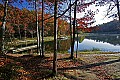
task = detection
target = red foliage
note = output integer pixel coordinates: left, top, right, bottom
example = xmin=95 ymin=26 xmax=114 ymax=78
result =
xmin=76 ymin=9 xmax=96 ymax=32
xmin=0 ymin=21 xmax=2 ymax=26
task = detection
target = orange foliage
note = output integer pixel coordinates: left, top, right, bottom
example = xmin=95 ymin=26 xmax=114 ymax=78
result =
xmin=0 ymin=21 xmax=2 ymax=26
xmin=76 ymin=9 xmax=96 ymax=32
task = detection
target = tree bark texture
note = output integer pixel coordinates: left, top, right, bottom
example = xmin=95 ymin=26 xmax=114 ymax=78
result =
xmin=35 ymin=0 xmax=41 ymax=55
xmin=71 ymin=0 xmax=77 ymax=59
xmin=69 ymin=0 xmax=73 ymax=56
xmin=53 ymin=0 xmax=58 ymax=75
xmin=42 ymin=0 xmax=44 ymax=57
xmin=0 ymin=0 xmax=8 ymax=54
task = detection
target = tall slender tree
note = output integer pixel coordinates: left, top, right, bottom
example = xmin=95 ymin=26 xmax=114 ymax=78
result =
xmin=69 ymin=0 xmax=73 ymax=56
xmin=70 ymin=0 xmax=77 ymax=59
xmin=53 ymin=0 xmax=58 ymax=75
xmin=35 ymin=0 xmax=41 ymax=55
xmin=41 ymin=0 xmax=44 ymax=57
xmin=0 ymin=0 xmax=8 ymax=54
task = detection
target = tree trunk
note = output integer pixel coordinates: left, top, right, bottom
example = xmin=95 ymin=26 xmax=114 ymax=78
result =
xmin=41 ymin=0 xmax=44 ymax=57
xmin=0 ymin=0 xmax=8 ymax=54
xmin=35 ymin=0 xmax=41 ymax=55
xmin=69 ymin=0 xmax=73 ymax=56
xmin=70 ymin=0 xmax=77 ymax=59
xmin=24 ymin=28 xmax=27 ymax=46
xmin=18 ymin=25 xmax=22 ymax=47
xmin=53 ymin=0 xmax=58 ymax=75
xmin=9 ymin=33 xmax=13 ymax=48
xmin=18 ymin=25 xmax=21 ymax=40
xmin=31 ymin=33 xmax=34 ymax=45
xmin=76 ymin=21 xmax=78 ymax=58
xmin=116 ymin=0 xmax=120 ymax=21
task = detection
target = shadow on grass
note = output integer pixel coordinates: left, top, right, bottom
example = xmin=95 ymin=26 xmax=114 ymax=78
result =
xmin=0 ymin=54 xmax=54 ymax=80
xmin=58 ymin=59 xmax=120 ymax=70
xmin=58 ymin=58 xmax=120 ymax=80
xmin=0 ymin=54 xmax=120 ymax=80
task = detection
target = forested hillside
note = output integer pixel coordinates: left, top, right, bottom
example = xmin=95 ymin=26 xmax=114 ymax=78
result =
xmin=94 ymin=20 xmax=120 ymax=33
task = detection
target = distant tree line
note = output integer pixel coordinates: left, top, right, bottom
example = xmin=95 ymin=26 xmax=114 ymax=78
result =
xmin=93 ymin=20 xmax=120 ymax=34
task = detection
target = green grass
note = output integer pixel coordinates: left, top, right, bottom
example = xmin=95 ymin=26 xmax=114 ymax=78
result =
xmin=6 ymin=37 xmax=54 ymax=50
xmin=44 ymin=36 xmax=54 ymax=42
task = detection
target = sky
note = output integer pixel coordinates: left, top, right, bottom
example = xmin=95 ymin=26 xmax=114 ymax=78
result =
xmin=92 ymin=6 xmax=115 ymax=26
xmin=76 ymin=4 xmax=117 ymax=26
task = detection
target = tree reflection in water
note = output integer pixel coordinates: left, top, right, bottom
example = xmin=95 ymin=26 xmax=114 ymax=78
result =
xmin=45 ymin=34 xmax=120 ymax=53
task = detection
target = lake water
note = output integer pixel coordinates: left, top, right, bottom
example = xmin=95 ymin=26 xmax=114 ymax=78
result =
xmin=68 ymin=34 xmax=120 ymax=52
xmin=45 ymin=34 xmax=120 ymax=52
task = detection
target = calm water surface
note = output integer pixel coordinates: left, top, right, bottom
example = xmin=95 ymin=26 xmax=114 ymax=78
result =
xmin=68 ymin=34 xmax=120 ymax=52
xmin=45 ymin=34 xmax=120 ymax=52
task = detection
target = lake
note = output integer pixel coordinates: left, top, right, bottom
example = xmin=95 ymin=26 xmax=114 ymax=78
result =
xmin=69 ymin=34 xmax=120 ymax=52
xmin=45 ymin=34 xmax=120 ymax=52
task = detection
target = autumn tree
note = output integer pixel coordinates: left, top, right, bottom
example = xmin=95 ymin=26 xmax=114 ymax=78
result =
xmin=76 ymin=10 xmax=96 ymax=32
xmin=58 ymin=18 xmax=69 ymax=36
xmin=70 ymin=0 xmax=96 ymax=58
xmin=71 ymin=0 xmax=77 ymax=59
xmin=0 ymin=0 xmax=97 ymax=75
xmin=40 ymin=0 xmax=97 ymax=74
xmin=0 ymin=0 xmax=8 ymax=54
xmin=0 ymin=0 xmax=28 ymax=53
